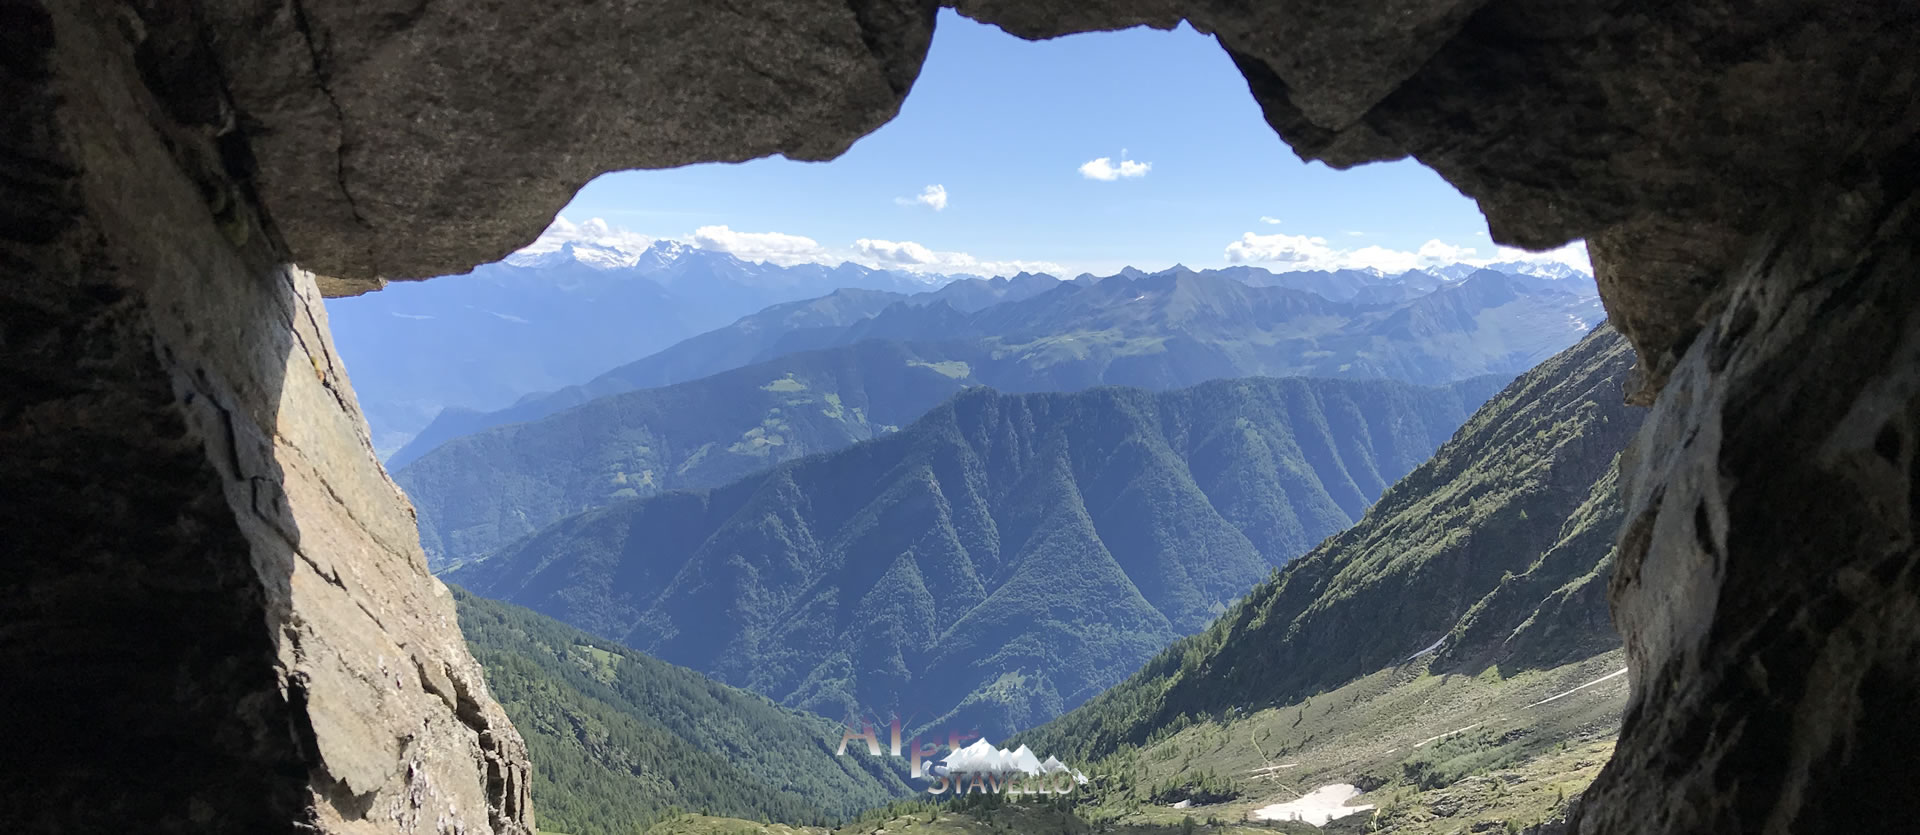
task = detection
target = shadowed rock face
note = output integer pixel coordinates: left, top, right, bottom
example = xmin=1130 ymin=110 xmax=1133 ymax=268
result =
xmin=202 ymin=0 xmax=943 ymax=289
xmin=4 ymin=2 xmax=528 ymax=832
xmin=4 ymin=0 xmax=1918 ymax=832
xmin=1578 ymin=161 xmax=1920 ymax=835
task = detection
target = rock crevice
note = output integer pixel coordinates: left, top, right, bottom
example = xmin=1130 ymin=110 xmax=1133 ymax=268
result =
xmin=2 ymin=2 xmax=530 ymax=832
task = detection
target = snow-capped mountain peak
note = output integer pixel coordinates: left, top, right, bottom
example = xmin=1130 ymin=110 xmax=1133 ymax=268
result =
xmin=1478 ymin=260 xmax=1592 ymax=280
xmin=634 ymin=239 xmax=695 ymax=272
xmin=505 ymin=216 xmax=654 ymax=270
xmin=505 ymin=240 xmax=647 ymax=271
xmin=1422 ymin=260 xmax=1594 ymax=282
xmin=1424 ymin=263 xmax=1481 ymax=281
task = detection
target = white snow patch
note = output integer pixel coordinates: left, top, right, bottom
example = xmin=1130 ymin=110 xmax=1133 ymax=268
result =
xmin=1251 ymin=784 xmax=1374 ymax=826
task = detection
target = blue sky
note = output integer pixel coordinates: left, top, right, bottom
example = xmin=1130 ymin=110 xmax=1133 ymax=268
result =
xmin=546 ymin=10 xmax=1586 ymax=278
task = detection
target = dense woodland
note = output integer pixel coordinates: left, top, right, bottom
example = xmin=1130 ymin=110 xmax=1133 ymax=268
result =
xmin=1014 ymin=325 xmax=1640 ymax=763
xmin=449 ymin=373 xmax=1503 ymax=739
xmin=453 ymin=589 xmax=913 ymax=835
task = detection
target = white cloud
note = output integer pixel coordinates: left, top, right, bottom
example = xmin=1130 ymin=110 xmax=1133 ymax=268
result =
xmin=1222 ymin=230 xmax=1594 ymax=276
xmin=1491 ymin=240 xmax=1593 ymax=273
xmin=1225 ymin=232 xmax=1477 ymax=272
xmin=691 ymin=227 xmax=1065 ymax=277
xmin=1079 ymin=155 xmax=1152 ymax=181
xmin=853 ymin=238 xmax=1064 ymax=277
xmin=1336 ymin=245 xmax=1429 ymax=273
xmin=1224 ymin=233 xmax=1344 ymax=267
xmin=1417 ymin=239 xmax=1480 ymax=263
xmin=895 ymin=184 xmax=949 ymax=211
xmin=690 ymin=225 xmax=832 ymax=266
xmin=855 ymin=238 xmax=939 ymax=266
xmin=512 ymin=215 xmax=1072 ymax=279
xmin=514 ymin=215 xmax=653 ymax=256
xmin=1259 ymin=216 xmax=1283 ymax=225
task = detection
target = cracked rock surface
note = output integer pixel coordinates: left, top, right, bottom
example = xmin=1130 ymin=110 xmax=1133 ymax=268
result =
xmin=1576 ymin=153 xmax=1920 ymax=835
xmin=3 ymin=2 xmax=528 ymax=832
xmin=198 ymin=0 xmax=941 ymax=288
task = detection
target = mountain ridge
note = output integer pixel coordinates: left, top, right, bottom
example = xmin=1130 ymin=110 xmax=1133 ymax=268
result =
xmin=1012 ymin=323 xmax=1641 ymax=764
xmin=331 ymin=243 xmax=949 ymax=456
xmin=447 ymin=373 xmax=1506 ymax=739
xmin=377 ymin=261 xmax=1595 ymax=465
xmin=397 ymin=270 xmax=1600 ymax=564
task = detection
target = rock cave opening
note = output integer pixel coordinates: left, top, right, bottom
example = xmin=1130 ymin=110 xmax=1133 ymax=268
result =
xmin=4 ymin=0 xmax=1917 ymax=832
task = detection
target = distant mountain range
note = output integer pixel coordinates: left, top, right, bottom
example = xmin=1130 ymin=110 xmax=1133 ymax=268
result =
xmin=446 ymin=374 xmax=1505 ymax=740
xmin=328 ymin=240 xmax=945 ymax=456
xmin=386 ymin=273 xmax=1065 ymax=469
xmin=1017 ymin=323 xmax=1640 ymax=764
xmin=329 ymin=235 xmax=1593 ymax=458
xmin=396 ymin=269 xmax=1602 ymax=565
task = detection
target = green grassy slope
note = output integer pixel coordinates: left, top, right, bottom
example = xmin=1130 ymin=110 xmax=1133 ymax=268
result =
xmin=1015 ymin=324 xmax=1640 ymax=765
xmin=1060 ymin=652 xmax=1627 ymax=834
xmin=632 ymin=652 xmax=1627 ymax=835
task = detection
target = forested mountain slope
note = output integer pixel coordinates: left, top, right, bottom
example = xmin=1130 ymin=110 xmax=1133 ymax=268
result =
xmin=449 ymin=374 xmax=1503 ymax=739
xmin=400 ymin=268 xmax=1596 ymax=565
xmin=1016 ymin=324 xmax=1641 ymax=764
xmin=452 ymin=589 xmax=911 ymax=835
xmin=403 ymin=340 xmax=992 ymax=566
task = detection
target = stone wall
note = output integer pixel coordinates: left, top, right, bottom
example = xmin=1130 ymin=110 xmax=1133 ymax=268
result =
xmin=2 ymin=2 xmax=529 ymax=832
xmin=1580 ymin=156 xmax=1920 ymax=834
xmin=5 ymin=0 xmax=1917 ymax=831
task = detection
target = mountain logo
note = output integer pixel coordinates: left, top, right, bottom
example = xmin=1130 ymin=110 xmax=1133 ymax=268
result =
xmin=836 ymin=717 xmax=1087 ymax=796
